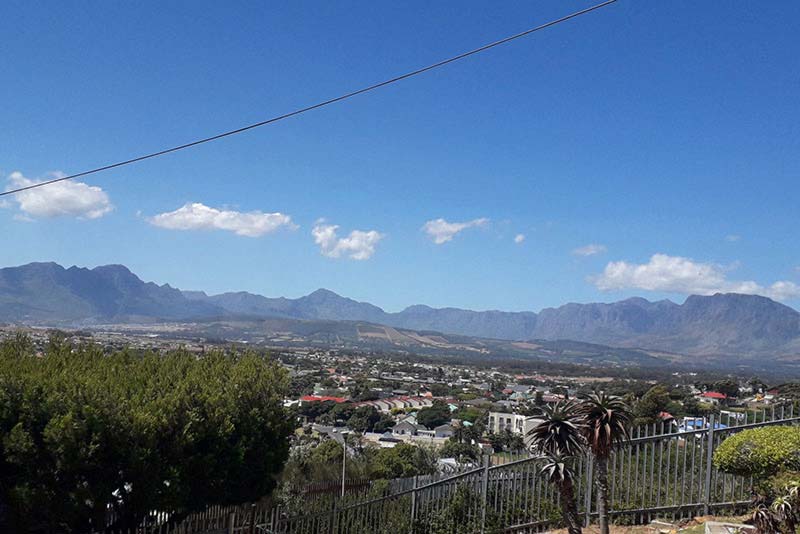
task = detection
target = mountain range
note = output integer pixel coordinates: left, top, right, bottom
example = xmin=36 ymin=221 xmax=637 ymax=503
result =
xmin=3 ymin=261 xmax=800 ymax=358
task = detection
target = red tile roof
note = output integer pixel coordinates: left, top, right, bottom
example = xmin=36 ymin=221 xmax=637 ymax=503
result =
xmin=300 ymin=395 xmax=348 ymax=403
xmin=701 ymin=391 xmax=727 ymax=399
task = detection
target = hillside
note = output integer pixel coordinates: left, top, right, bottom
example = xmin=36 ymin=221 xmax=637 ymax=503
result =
xmin=3 ymin=262 xmax=800 ymax=357
xmin=0 ymin=262 xmax=222 ymax=323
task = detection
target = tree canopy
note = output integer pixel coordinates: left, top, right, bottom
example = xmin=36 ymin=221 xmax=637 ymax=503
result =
xmin=632 ymin=385 xmax=673 ymax=425
xmin=416 ymin=400 xmax=452 ymax=430
xmin=0 ymin=335 xmax=294 ymax=533
xmin=714 ymin=426 xmax=800 ymax=479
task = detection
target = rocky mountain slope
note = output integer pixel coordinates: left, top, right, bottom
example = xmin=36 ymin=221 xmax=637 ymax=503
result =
xmin=3 ymin=262 xmax=800 ymax=356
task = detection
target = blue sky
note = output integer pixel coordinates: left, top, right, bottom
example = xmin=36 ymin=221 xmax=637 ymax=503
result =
xmin=2 ymin=1 xmax=799 ymax=312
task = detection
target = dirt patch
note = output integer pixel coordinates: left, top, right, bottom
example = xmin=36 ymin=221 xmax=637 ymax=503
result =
xmin=547 ymin=515 xmax=751 ymax=534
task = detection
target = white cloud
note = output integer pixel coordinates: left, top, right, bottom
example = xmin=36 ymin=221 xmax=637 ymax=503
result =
xmin=593 ymin=253 xmax=800 ymax=301
xmin=6 ymin=171 xmax=113 ymax=219
xmin=725 ymin=234 xmax=741 ymax=242
xmin=148 ymin=202 xmax=295 ymax=237
xmin=312 ymin=221 xmax=383 ymax=260
xmin=422 ymin=217 xmax=488 ymax=244
xmin=573 ymin=243 xmax=607 ymax=256
xmin=514 ymin=234 xmax=526 ymax=244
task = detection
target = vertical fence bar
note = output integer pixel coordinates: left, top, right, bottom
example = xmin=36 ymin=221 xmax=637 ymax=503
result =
xmin=480 ymin=455 xmax=490 ymax=534
xmin=703 ymin=415 xmax=716 ymax=515
xmin=584 ymin=455 xmax=593 ymax=527
xmin=409 ymin=475 xmax=417 ymax=534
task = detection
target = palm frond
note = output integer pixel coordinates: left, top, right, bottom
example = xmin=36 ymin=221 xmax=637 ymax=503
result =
xmin=527 ymin=400 xmax=586 ymax=456
xmin=577 ymin=391 xmax=632 ymax=459
xmin=540 ymin=453 xmax=576 ymax=484
xmin=752 ymin=504 xmax=778 ymax=534
xmin=771 ymin=496 xmax=794 ymax=522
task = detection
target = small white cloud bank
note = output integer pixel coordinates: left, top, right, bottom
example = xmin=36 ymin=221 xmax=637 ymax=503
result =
xmin=148 ymin=202 xmax=295 ymax=237
xmin=312 ymin=221 xmax=383 ymax=260
xmin=6 ymin=171 xmax=113 ymax=219
xmin=514 ymin=233 xmax=526 ymax=244
xmin=593 ymin=253 xmax=800 ymax=301
xmin=573 ymin=243 xmax=607 ymax=256
xmin=422 ymin=217 xmax=488 ymax=244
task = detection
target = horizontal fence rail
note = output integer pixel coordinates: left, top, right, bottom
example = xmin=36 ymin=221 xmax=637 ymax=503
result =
xmin=92 ymin=403 xmax=799 ymax=534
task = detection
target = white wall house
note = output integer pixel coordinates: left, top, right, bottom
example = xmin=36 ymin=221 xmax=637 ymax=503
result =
xmin=487 ymin=412 xmax=543 ymax=439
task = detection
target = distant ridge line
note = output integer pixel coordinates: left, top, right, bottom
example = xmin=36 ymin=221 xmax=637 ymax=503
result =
xmin=1 ymin=261 xmax=800 ymax=358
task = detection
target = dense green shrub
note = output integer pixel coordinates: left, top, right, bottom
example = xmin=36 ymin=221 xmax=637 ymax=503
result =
xmin=0 ymin=334 xmax=294 ymax=533
xmin=713 ymin=426 xmax=800 ymax=479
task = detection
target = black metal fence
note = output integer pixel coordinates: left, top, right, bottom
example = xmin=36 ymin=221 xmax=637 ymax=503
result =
xmin=96 ymin=403 xmax=800 ymax=534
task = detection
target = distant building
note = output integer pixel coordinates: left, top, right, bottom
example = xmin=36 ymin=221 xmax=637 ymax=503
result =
xmin=505 ymin=385 xmax=533 ymax=394
xmin=434 ymin=423 xmax=455 ymax=439
xmin=463 ymin=398 xmax=492 ymax=408
xmin=700 ymin=391 xmax=727 ymax=405
xmin=487 ymin=412 xmax=543 ymax=438
xmin=392 ymin=420 xmax=426 ymax=436
xmin=354 ymin=396 xmax=433 ymax=413
xmin=300 ymin=395 xmax=348 ymax=405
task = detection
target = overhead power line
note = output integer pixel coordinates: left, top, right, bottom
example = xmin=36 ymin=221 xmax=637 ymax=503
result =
xmin=2 ymin=0 xmax=617 ymax=198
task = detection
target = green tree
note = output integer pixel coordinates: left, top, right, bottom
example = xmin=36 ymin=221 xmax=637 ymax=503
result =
xmin=715 ymin=428 xmax=800 ymax=534
xmin=486 ymin=431 xmax=505 ymax=452
xmin=0 ymin=339 xmax=294 ymax=533
xmin=681 ymin=395 xmax=703 ymax=417
xmin=416 ymin=400 xmax=451 ymax=430
xmin=439 ymin=440 xmax=480 ymax=463
xmin=347 ymin=406 xmax=381 ymax=433
xmin=633 ymin=385 xmax=671 ymax=425
xmin=372 ymin=413 xmax=395 ymax=434
xmin=748 ymin=377 xmax=768 ymax=394
xmin=371 ymin=443 xmax=437 ymax=479
xmin=712 ymin=378 xmax=739 ymax=398
xmin=578 ymin=393 xmax=632 ymax=534
xmin=298 ymin=399 xmax=338 ymax=422
xmin=714 ymin=426 xmax=800 ymax=479
xmin=319 ymin=403 xmax=356 ymax=426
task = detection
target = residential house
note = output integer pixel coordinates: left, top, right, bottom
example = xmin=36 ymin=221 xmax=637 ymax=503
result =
xmin=487 ymin=412 xmax=543 ymax=438
xmin=700 ymin=391 xmax=727 ymax=405
xmin=434 ymin=423 xmax=455 ymax=439
xmin=392 ymin=419 xmax=426 ymax=436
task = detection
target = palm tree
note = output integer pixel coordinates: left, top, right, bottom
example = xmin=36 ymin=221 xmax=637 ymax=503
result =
xmin=527 ymin=400 xmax=585 ymax=456
xmin=578 ymin=392 xmax=632 ymax=534
xmin=527 ymin=400 xmax=585 ymax=534
xmin=540 ymin=453 xmax=583 ymax=534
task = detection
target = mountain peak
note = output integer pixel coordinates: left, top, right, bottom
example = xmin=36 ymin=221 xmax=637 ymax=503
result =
xmin=2 ymin=261 xmax=800 ymax=358
xmin=92 ymin=264 xmax=135 ymax=275
xmin=307 ymin=288 xmax=342 ymax=299
xmin=685 ymin=292 xmax=798 ymax=309
xmin=401 ymin=304 xmax=435 ymax=313
xmin=20 ymin=261 xmax=63 ymax=272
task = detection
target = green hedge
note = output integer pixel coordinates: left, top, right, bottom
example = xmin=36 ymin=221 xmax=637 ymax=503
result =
xmin=713 ymin=426 xmax=800 ymax=479
xmin=0 ymin=335 xmax=294 ymax=533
